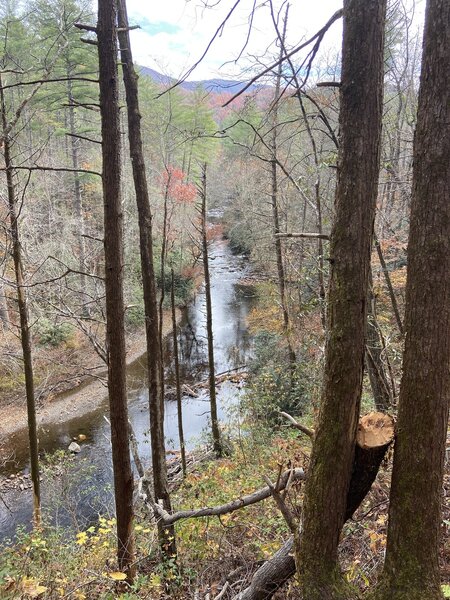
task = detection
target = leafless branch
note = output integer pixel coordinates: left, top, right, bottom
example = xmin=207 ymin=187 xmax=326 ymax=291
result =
xmin=0 ymin=165 xmax=102 ymax=177
xmin=66 ymin=132 xmax=101 ymax=145
xmin=222 ymin=8 xmax=343 ymax=107
xmin=280 ymin=411 xmax=315 ymax=439
xmin=263 ymin=470 xmax=298 ymax=533
xmin=276 ymin=232 xmax=330 ymax=240
xmin=154 ymin=468 xmax=305 ymax=526
xmin=156 ymin=0 xmax=242 ymax=97
xmin=0 ymin=77 xmax=98 ymax=91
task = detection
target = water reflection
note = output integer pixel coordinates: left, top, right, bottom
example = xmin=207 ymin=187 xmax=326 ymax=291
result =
xmin=0 ymin=239 xmax=255 ymax=541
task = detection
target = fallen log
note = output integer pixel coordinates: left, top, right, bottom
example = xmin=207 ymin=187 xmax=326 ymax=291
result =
xmin=234 ymin=412 xmax=395 ymax=600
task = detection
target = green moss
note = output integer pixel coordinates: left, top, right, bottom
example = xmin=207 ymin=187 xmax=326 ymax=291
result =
xmin=367 ymin=579 xmax=444 ymax=600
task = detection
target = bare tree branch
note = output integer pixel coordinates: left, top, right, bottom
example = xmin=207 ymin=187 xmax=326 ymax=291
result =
xmin=276 ymin=232 xmax=330 ymax=240
xmin=222 ymin=9 xmax=343 ymax=107
xmin=279 ymin=411 xmax=315 ymax=439
xmin=154 ymin=468 xmax=305 ymax=526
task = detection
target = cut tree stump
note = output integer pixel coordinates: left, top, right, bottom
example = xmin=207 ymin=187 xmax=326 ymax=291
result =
xmin=234 ymin=412 xmax=395 ymax=600
xmin=346 ymin=412 xmax=394 ymax=519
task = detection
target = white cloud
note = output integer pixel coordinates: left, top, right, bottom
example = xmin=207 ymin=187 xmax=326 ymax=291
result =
xmin=126 ymin=0 xmax=344 ymax=81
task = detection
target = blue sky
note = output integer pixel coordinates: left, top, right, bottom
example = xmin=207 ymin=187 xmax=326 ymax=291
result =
xmin=138 ymin=17 xmax=181 ymax=37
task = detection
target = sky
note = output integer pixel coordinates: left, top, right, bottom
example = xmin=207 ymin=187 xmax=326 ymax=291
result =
xmin=124 ymin=0 xmax=345 ymax=81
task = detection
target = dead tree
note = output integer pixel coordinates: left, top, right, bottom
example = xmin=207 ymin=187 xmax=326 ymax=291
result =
xmin=269 ymin=5 xmax=296 ymax=364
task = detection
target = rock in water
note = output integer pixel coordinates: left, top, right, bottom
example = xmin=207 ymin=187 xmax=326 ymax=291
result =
xmin=68 ymin=442 xmax=81 ymax=453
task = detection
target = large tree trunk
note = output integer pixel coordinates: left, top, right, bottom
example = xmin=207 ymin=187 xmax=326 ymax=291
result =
xmin=116 ymin=0 xmax=176 ymax=558
xmin=1 ymin=75 xmax=41 ymax=525
xmin=296 ymin=1 xmax=386 ymax=598
xmin=97 ymin=0 xmax=135 ymax=576
xmin=236 ymin=414 xmax=394 ymax=600
xmin=371 ymin=1 xmax=450 ymax=598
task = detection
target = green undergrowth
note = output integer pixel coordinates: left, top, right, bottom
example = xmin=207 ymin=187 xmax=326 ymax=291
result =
xmin=0 ymin=433 xmax=310 ymax=599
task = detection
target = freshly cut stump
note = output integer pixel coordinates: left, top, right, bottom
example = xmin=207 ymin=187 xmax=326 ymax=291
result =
xmin=235 ymin=411 xmax=395 ymax=600
xmin=356 ymin=412 xmax=395 ymax=449
xmin=347 ymin=411 xmax=395 ymax=519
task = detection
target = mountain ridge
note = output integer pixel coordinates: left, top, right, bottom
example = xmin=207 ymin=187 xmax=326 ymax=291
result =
xmin=139 ymin=65 xmax=261 ymax=94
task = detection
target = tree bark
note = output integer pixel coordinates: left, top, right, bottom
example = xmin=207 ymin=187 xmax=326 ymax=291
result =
xmin=371 ymin=1 xmax=450 ymax=598
xmin=66 ymin=67 xmax=89 ymax=317
xmin=236 ymin=414 xmax=394 ymax=600
xmin=296 ymin=1 xmax=386 ymax=597
xmin=1 ymin=74 xmax=41 ymax=526
xmin=97 ymin=0 xmax=135 ymax=576
xmin=116 ymin=0 xmax=176 ymax=558
xmin=200 ymin=164 xmax=222 ymax=457
xmin=270 ymin=7 xmax=296 ymax=364
xmin=366 ymin=271 xmax=393 ymax=411
xmin=171 ymin=268 xmax=186 ymax=477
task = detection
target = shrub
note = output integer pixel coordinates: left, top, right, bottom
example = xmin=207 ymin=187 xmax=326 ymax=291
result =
xmin=243 ymin=331 xmax=309 ymax=428
xmin=35 ymin=318 xmax=74 ymax=347
xmin=156 ymin=269 xmax=193 ymax=306
xmin=224 ymin=221 xmax=252 ymax=256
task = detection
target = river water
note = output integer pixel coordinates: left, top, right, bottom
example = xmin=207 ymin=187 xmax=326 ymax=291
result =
xmin=0 ymin=239 xmax=256 ymax=542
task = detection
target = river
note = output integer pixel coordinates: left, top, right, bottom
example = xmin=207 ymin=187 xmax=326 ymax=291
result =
xmin=0 ymin=238 xmax=256 ymax=542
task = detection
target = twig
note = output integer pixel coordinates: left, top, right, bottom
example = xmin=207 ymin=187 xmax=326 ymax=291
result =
xmin=276 ymin=232 xmax=330 ymax=240
xmin=222 ymin=9 xmax=343 ymax=107
xmin=263 ymin=472 xmax=297 ymax=533
xmin=280 ymin=411 xmax=315 ymax=439
xmin=214 ymin=581 xmax=230 ymax=600
xmin=154 ymin=468 xmax=305 ymax=526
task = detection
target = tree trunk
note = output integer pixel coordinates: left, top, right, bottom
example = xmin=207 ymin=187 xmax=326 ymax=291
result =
xmin=374 ymin=236 xmax=403 ymax=336
xmin=296 ymin=96 xmax=326 ymax=328
xmin=171 ymin=268 xmax=187 ymax=477
xmin=236 ymin=414 xmax=394 ymax=600
xmin=371 ymin=1 xmax=450 ymax=598
xmin=97 ymin=0 xmax=135 ymax=577
xmin=366 ymin=271 xmax=393 ymax=411
xmin=296 ymin=1 xmax=386 ymax=597
xmin=116 ymin=0 xmax=176 ymax=558
xmin=66 ymin=67 xmax=89 ymax=317
xmin=1 ymin=74 xmax=41 ymax=526
xmin=270 ymin=7 xmax=296 ymax=364
xmin=0 ymin=282 xmax=10 ymax=330
xmin=200 ymin=164 xmax=222 ymax=457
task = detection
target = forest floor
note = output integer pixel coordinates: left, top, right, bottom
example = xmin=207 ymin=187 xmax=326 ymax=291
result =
xmin=0 ymin=280 xmax=449 ymax=598
xmin=0 ymin=432 xmax=448 ymax=599
xmin=0 ymin=308 xmax=181 ymax=441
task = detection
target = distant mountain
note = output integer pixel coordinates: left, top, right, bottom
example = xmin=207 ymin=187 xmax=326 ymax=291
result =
xmin=139 ymin=65 xmax=261 ymax=95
